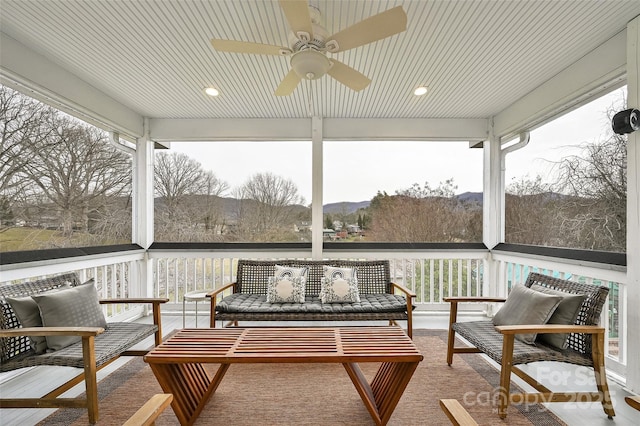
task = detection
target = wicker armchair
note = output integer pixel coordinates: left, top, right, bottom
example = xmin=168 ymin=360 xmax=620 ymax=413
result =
xmin=0 ymin=273 xmax=168 ymax=424
xmin=445 ymin=272 xmax=614 ymax=419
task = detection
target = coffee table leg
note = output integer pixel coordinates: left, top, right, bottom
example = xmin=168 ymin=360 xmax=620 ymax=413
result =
xmin=149 ymin=362 xmax=230 ymax=426
xmin=343 ymin=361 xmax=419 ymax=426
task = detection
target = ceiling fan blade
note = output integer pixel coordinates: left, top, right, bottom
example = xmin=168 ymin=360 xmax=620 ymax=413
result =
xmin=279 ymin=0 xmax=313 ymax=40
xmin=274 ymin=69 xmax=302 ymax=96
xmin=327 ymin=59 xmax=371 ymax=92
xmin=211 ymin=39 xmax=289 ymax=56
xmin=326 ymin=6 xmax=407 ymax=53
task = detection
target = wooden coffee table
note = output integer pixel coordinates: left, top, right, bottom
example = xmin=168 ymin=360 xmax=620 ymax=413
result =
xmin=144 ymin=326 xmax=422 ymax=426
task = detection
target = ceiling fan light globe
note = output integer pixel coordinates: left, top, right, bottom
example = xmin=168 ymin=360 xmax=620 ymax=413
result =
xmin=290 ymin=50 xmax=331 ymax=80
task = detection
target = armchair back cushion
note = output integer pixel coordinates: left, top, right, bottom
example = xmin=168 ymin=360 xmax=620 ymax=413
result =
xmin=524 ymin=272 xmax=609 ymax=355
xmin=491 ymin=285 xmax=562 ymax=344
xmin=0 ymin=273 xmax=81 ymax=363
xmin=32 ymin=282 xmax=107 ymax=350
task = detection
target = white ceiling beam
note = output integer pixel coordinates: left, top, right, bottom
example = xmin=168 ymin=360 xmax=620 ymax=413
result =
xmin=149 ymin=117 xmax=489 ymax=142
xmin=323 ymin=118 xmax=488 ymax=142
xmin=493 ymin=29 xmax=627 ymax=140
xmin=0 ymin=33 xmax=144 ymax=139
xmin=149 ymin=118 xmax=312 ymax=141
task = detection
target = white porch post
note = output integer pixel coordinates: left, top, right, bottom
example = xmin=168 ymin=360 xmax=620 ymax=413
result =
xmin=311 ymin=116 xmax=323 ymax=260
xmin=483 ymin=120 xmax=503 ymax=302
xmin=625 ymin=15 xmax=640 ymax=394
xmin=132 ymin=118 xmax=155 ymax=297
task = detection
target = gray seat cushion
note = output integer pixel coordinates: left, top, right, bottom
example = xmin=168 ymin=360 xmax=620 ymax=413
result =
xmin=216 ymin=293 xmax=408 ymax=314
xmin=452 ymin=320 xmax=593 ymax=367
xmin=0 ymin=322 xmax=158 ymax=372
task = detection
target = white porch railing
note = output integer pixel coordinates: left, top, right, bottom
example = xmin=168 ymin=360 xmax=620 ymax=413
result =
xmin=147 ymin=249 xmax=490 ymax=311
xmin=0 ymin=249 xmax=147 ymax=322
xmin=1 ymin=246 xmax=627 ymax=377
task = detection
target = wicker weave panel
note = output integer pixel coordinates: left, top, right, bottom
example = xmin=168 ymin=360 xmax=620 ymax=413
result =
xmin=0 ymin=322 xmax=157 ymax=372
xmin=524 ymin=272 xmax=609 ymax=356
xmin=236 ymin=259 xmax=391 ymax=295
xmin=0 ymin=273 xmax=82 ymax=363
xmin=452 ymin=321 xmax=594 ymax=367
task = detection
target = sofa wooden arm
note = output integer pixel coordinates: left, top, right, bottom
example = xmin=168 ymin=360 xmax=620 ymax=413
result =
xmin=390 ymin=282 xmax=415 ymax=338
xmin=496 ymin=324 xmax=604 ymax=335
xmin=0 ymin=326 xmax=104 ymax=338
xmin=208 ymin=282 xmax=237 ymax=328
xmin=207 ymin=282 xmax=236 ymax=301
xmin=390 ymin=282 xmax=416 ymax=298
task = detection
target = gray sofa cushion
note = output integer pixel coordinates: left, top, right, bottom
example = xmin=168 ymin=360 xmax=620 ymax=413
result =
xmin=216 ymin=293 xmax=408 ymax=314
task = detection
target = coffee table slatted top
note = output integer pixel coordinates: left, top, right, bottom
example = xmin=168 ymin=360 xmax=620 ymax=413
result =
xmin=144 ymin=327 xmax=422 ymax=364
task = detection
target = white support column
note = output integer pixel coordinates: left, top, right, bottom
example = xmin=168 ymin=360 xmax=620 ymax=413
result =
xmin=311 ymin=116 xmax=323 ymax=260
xmin=133 ymin=118 xmax=155 ymax=297
xmin=625 ymin=15 xmax=640 ymax=394
xmin=483 ymin=120 xmax=502 ymax=303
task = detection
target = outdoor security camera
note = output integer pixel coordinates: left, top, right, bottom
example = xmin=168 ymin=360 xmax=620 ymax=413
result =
xmin=612 ymin=108 xmax=640 ymax=135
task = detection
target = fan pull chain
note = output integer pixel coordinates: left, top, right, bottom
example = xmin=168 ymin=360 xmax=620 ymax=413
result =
xmin=307 ymin=78 xmax=314 ymax=117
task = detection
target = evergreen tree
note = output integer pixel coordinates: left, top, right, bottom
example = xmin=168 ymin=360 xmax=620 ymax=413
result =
xmin=324 ymin=214 xmax=333 ymax=229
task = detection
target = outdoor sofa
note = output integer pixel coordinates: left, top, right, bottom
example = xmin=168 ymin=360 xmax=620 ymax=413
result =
xmin=208 ymin=259 xmax=416 ymax=337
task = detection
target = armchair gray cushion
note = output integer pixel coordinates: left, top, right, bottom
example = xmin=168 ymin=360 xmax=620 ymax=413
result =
xmin=32 ymin=281 xmax=107 ymax=350
xmin=492 ymin=284 xmax=562 ymax=344
xmin=531 ymin=284 xmax=586 ymax=349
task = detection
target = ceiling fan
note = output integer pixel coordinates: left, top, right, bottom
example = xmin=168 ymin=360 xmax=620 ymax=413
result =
xmin=210 ymin=1 xmax=407 ymax=96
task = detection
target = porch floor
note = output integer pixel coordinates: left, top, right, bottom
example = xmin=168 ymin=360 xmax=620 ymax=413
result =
xmin=0 ymin=311 xmax=637 ymax=425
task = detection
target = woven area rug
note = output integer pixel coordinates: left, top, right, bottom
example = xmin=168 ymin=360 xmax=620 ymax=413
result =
xmin=38 ymin=329 xmax=566 ymax=425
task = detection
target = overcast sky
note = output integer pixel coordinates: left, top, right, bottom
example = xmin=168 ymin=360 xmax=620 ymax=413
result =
xmin=170 ymin=88 xmax=624 ymax=205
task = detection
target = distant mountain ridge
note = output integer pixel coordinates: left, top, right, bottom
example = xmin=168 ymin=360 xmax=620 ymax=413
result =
xmin=323 ymin=192 xmax=484 ymax=214
xmin=323 ymin=201 xmax=371 ymax=214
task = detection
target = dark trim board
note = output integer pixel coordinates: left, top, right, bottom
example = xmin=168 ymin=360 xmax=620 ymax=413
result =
xmin=0 ymin=244 xmax=143 ymax=265
xmin=1 ymin=242 xmax=625 ymax=268
xmin=492 ymin=243 xmax=626 ymax=267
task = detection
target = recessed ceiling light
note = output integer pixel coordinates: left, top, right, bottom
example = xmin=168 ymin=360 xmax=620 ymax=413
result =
xmin=205 ymin=87 xmax=219 ymax=97
xmin=414 ymin=86 xmax=428 ymax=96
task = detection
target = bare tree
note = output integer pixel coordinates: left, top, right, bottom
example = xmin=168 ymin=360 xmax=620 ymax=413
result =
xmin=504 ymin=94 xmax=627 ymax=252
xmin=22 ymin=118 xmax=131 ymax=237
xmin=234 ymin=172 xmax=305 ymax=241
xmin=0 ymin=86 xmax=55 ymax=203
xmin=200 ymin=170 xmax=229 ymax=233
xmin=154 ymin=152 xmax=230 ymax=242
xmin=505 ymin=176 xmax=559 ymax=245
xmin=154 ymin=151 xmax=206 ymax=211
xmin=553 ymin=128 xmax=626 ymax=251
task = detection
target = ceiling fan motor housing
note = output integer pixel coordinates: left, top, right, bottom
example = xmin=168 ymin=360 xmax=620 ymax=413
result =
xmin=290 ymin=49 xmax=331 ymax=80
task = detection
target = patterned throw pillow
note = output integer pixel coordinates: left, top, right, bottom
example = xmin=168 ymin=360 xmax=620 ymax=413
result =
xmin=266 ymin=265 xmax=308 ymax=303
xmin=274 ymin=265 xmax=308 ymax=280
xmin=266 ymin=276 xmax=306 ymax=303
xmin=321 ymin=266 xmax=360 ymax=303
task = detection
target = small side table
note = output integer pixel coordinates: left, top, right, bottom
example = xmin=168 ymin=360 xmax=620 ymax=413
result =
xmin=182 ymin=290 xmax=210 ymax=328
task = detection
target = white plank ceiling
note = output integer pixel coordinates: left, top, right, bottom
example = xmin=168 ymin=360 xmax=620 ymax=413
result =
xmin=1 ymin=0 xmax=640 ymax=121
